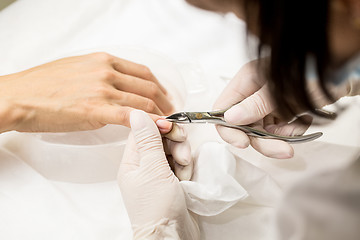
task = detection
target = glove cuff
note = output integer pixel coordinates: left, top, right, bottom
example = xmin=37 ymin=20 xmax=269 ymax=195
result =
xmin=347 ymin=76 xmax=360 ymax=96
xmin=132 ymin=212 xmax=200 ymax=240
xmin=133 ymin=218 xmax=180 ymax=240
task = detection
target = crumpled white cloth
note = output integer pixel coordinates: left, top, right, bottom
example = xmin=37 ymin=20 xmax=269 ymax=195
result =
xmin=181 ymin=142 xmax=248 ymax=216
xmin=0 ymin=146 xmax=132 ymax=240
xmin=0 ymin=132 xmax=250 ymax=217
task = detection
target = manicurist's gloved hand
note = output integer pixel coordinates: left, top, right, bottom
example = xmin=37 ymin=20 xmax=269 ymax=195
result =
xmin=214 ymin=60 xmax=309 ymax=159
xmin=156 ymin=119 xmax=193 ymax=181
xmin=118 ymin=110 xmax=200 ymax=240
xmin=214 ymin=59 xmax=358 ymax=159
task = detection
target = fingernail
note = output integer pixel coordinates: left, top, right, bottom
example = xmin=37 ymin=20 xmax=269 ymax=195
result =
xmin=156 ymin=119 xmax=172 ymax=133
xmin=224 ymin=105 xmax=247 ymax=124
xmin=130 ymin=110 xmax=147 ymax=131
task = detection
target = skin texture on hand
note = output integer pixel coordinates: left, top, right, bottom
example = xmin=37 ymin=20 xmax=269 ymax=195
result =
xmin=118 ymin=110 xmax=199 ymax=239
xmin=0 ymin=52 xmax=174 ymax=133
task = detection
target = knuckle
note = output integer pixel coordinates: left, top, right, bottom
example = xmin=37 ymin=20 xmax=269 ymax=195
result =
xmin=252 ymin=92 xmax=271 ymax=117
xmin=88 ymin=119 xmax=106 ymax=130
xmin=116 ymin=108 xmax=131 ymax=126
xmin=92 ymin=52 xmax=113 ymax=63
xmin=147 ymin=82 xmax=160 ymax=99
xmin=140 ymin=65 xmax=154 ymax=79
xmin=95 ymin=85 xmax=112 ymax=98
xmin=98 ymin=69 xmax=115 ymax=81
xmin=116 ymin=91 xmax=125 ymax=102
xmin=231 ymin=87 xmax=247 ymax=101
xmin=145 ymin=99 xmax=157 ymax=113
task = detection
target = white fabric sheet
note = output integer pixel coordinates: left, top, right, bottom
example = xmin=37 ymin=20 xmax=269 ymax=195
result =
xmin=181 ymin=142 xmax=249 ymax=216
xmin=0 ymin=0 xmax=359 ymax=239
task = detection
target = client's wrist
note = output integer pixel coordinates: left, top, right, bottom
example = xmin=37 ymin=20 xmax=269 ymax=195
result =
xmin=0 ymin=75 xmax=27 ymax=133
xmin=0 ymin=101 xmax=25 ymax=134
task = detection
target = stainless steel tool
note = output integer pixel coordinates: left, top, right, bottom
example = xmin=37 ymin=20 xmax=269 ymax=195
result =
xmin=166 ymin=109 xmax=323 ymax=143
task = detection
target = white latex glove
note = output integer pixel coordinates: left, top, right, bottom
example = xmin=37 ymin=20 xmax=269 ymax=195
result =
xmin=118 ymin=110 xmax=200 ymax=240
xmin=214 ymin=60 xmax=301 ymax=159
xmin=156 ymin=120 xmax=193 ymax=181
xmin=214 ymin=59 xmax=358 ymax=159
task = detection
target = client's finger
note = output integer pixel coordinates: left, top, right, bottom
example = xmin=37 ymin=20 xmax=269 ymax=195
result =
xmin=174 ymin=160 xmax=194 ymax=181
xmin=111 ymin=56 xmax=168 ymax=95
xmin=166 ymin=156 xmax=193 ymax=181
xmin=112 ymin=72 xmax=174 ymax=115
xmin=156 ymin=118 xmax=173 ymax=134
xmin=163 ymin=124 xmax=187 ymax=142
xmin=166 ymin=140 xmax=192 ymax=166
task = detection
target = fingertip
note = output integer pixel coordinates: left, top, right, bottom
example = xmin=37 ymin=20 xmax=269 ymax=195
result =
xmin=171 ymin=141 xmax=191 ymax=165
xmin=271 ymin=148 xmax=294 ymax=159
xmin=174 ymin=162 xmax=193 ymax=181
xmin=164 ymin=124 xmax=187 ymax=142
xmin=130 ymin=110 xmax=160 ymax=135
xmin=156 ymin=118 xmax=173 ymax=134
xmin=250 ymin=137 xmax=294 ymax=159
xmin=224 ymin=105 xmax=247 ymax=125
xmin=129 ymin=110 xmax=147 ymax=131
xmin=231 ymin=139 xmax=250 ymax=149
xmin=175 ymin=155 xmax=191 ymax=166
xmin=216 ymin=125 xmax=250 ymax=148
xmin=159 ymin=128 xmax=170 ymax=134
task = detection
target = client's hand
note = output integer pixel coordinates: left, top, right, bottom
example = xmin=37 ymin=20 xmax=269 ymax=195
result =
xmin=118 ymin=110 xmax=200 ymax=240
xmin=0 ymin=52 xmax=173 ymax=133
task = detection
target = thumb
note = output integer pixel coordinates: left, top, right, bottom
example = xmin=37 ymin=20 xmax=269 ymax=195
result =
xmin=224 ymin=84 xmax=275 ymax=125
xmin=130 ymin=110 xmax=167 ymax=167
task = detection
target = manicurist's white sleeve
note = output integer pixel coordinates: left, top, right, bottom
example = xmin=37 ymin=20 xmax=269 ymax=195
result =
xmin=276 ymin=157 xmax=360 ymax=240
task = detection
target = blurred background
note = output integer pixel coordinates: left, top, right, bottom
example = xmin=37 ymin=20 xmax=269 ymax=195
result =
xmin=0 ymin=0 xmax=15 ymax=10
xmin=0 ymin=0 xmax=254 ymax=77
